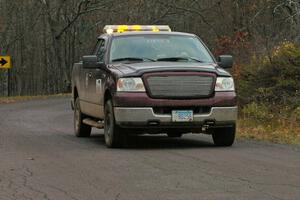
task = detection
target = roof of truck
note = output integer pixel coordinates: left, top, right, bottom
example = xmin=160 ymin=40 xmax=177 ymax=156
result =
xmin=99 ymin=31 xmax=196 ymax=39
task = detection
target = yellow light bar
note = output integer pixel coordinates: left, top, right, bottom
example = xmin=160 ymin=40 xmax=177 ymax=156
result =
xmin=103 ymin=25 xmax=171 ymax=34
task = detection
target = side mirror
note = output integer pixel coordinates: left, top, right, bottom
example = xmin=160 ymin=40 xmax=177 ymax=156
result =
xmin=82 ymin=55 xmax=100 ymax=68
xmin=218 ymin=55 xmax=233 ymax=69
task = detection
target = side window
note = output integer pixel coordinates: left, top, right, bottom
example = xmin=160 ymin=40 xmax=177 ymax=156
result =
xmin=95 ymin=39 xmax=105 ymax=63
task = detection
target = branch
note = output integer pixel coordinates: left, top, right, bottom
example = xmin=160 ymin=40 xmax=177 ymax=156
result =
xmin=159 ymin=1 xmax=220 ymax=36
xmin=55 ymin=1 xmax=112 ymax=39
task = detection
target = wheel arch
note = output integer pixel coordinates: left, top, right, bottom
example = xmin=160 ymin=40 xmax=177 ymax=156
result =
xmin=104 ymin=89 xmax=113 ymax=104
xmin=71 ymin=86 xmax=79 ymax=110
xmin=73 ymin=86 xmax=79 ymax=100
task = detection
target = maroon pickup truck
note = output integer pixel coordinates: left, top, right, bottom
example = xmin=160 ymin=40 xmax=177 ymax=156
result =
xmin=71 ymin=25 xmax=237 ymax=148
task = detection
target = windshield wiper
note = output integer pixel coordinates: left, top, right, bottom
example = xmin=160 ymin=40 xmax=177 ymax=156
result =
xmin=112 ymin=57 xmax=156 ymax=62
xmin=156 ymin=57 xmax=204 ymax=63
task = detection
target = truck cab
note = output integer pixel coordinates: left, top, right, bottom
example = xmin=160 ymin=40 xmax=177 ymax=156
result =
xmin=71 ymin=25 xmax=237 ymax=148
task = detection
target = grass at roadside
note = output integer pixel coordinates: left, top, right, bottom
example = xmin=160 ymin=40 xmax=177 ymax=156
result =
xmin=238 ymin=118 xmax=300 ymax=145
xmin=0 ymin=93 xmax=71 ymax=104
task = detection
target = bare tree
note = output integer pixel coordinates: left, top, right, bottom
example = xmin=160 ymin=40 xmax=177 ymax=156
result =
xmin=0 ymin=0 xmax=299 ymax=96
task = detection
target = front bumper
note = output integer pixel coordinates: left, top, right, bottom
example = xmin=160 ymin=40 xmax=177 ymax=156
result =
xmin=113 ymin=92 xmax=237 ymax=107
xmin=114 ymin=106 xmax=237 ymax=128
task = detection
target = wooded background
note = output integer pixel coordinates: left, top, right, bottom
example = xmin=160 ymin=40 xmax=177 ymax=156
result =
xmin=0 ymin=0 xmax=299 ymax=97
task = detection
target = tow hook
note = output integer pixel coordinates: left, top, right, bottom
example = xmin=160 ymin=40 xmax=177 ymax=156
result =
xmin=202 ymin=120 xmax=215 ymax=131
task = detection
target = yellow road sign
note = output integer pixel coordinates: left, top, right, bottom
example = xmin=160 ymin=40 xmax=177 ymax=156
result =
xmin=0 ymin=56 xmax=11 ymax=69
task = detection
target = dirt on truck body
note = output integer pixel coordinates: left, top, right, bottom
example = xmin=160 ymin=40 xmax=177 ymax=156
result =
xmin=71 ymin=25 xmax=237 ymax=148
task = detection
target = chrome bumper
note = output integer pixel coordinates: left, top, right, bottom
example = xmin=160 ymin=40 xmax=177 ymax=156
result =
xmin=114 ymin=107 xmax=238 ymax=125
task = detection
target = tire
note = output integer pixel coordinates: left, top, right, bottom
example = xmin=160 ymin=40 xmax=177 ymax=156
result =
xmin=212 ymin=125 xmax=236 ymax=147
xmin=104 ymin=100 xmax=125 ymax=148
xmin=74 ymin=98 xmax=91 ymax=137
xmin=167 ymin=132 xmax=183 ymax=138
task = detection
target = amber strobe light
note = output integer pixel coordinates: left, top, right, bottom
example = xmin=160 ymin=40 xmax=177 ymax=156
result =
xmin=103 ymin=25 xmax=171 ymax=34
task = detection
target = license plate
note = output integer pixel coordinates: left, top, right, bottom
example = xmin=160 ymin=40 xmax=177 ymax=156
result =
xmin=172 ymin=110 xmax=193 ymax=122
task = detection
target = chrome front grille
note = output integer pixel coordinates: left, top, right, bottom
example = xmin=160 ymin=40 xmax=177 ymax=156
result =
xmin=145 ymin=75 xmax=214 ymax=98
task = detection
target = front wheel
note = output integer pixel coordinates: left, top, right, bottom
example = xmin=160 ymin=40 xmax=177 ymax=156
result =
xmin=104 ymin=100 xmax=125 ymax=148
xmin=212 ymin=125 xmax=236 ymax=147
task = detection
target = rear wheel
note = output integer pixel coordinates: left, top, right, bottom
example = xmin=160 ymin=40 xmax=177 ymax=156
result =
xmin=74 ymin=98 xmax=91 ymax=137
xmin=104 ymin=100 xmax=125 ymax=148
xmin=212 ymin=125 xmax=235 ymax=147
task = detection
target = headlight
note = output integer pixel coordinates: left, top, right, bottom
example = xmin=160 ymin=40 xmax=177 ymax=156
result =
xmin=117 ymin=78 xmax=146 ymax=92
xmin=215 ymin=77 xmax=235 ymax=91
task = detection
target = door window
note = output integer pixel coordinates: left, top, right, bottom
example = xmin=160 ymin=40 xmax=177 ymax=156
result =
xmin=95 ymin=39 xmax=105 ymax=63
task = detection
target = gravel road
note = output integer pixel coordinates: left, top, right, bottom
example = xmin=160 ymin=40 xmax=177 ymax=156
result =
xmin=0 ymin=97 xmax=299 ymax=200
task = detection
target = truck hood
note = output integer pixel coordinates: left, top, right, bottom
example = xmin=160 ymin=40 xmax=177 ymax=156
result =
xmin=109 ymin=62 xmax=231 ymax=77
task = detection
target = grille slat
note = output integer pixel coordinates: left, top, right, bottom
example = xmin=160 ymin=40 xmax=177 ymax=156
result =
xmin=146 ymin=75 xmax=214 ymax=98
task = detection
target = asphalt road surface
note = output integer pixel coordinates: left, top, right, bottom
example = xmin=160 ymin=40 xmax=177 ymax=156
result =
xmin=0 ymin=97 xmax=299 ymax=200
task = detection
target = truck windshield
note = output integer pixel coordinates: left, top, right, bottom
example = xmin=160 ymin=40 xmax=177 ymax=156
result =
xmin=109 ymin=35 xmax=214 ymax=63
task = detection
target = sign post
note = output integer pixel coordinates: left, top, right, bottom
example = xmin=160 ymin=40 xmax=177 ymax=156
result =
xmin=0 ymin=56 xmax=12 ymax=96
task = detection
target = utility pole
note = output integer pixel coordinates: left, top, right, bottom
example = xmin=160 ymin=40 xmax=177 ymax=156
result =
xmin=7 ymin=68 xmax=10 ymax=96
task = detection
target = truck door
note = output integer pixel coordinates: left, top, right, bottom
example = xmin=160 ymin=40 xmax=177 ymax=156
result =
xmin=86 ymin=38 xmax=107 ymax=119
